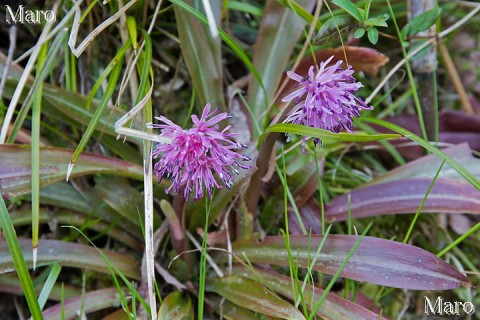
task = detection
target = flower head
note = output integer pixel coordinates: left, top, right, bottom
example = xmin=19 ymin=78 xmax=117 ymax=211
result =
xmin=282 ymin=56 xmax=372 ymax=146
xmin=151 ymin=103 xmax=250 ymax=201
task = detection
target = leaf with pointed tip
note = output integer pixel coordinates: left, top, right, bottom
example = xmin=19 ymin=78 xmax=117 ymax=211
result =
xmin=325 ymin=178 xmax=480 ymax=222
xmin=0 ymin=239 xmax=140 ymax=280
xmin=263 ymin=123 xmax=400 ymax=144
xmin=158 ymin=291 xmax=194 ymax=320
xmin=0 ymin=145 xmax=143 ymax=199
xmin=232 ymin=235 xmax=470 ymax=290
xmin=235 ymin=267 xmax=387 ymax=320
xmin=209 ymin=276 xmax=306 ymax=319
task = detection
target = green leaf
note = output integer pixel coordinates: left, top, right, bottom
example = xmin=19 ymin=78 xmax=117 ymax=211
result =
xmin=367 ymin=27 xmax=379 ymax=44
xmin=209 ymin=276 xmax=306 ymax=319
xmin=158 ymin=291 xmax=194 ymax=320
xmin=365 ymin=17 xmax=388 ymax=27
xmin=332 ymin=0 xmax=363 ymax=23
xmin=126 ymin=16 xmax=137 ymax=51
xmin=262 ymin=123 xmax=401 ymax=145
xmin=0 ymin=197 xmax=43 ymax=319
xmin=402 ymin=7 xmax=442 ymax=37
xmin=353 ymin=28 xmax=365 ymax=38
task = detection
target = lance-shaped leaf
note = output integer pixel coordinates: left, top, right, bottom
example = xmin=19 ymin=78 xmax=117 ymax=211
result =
xmin=42 ymin=288 xmax=124 ymax=320
xmin=232 ymin=235 xmax=470 ymax=290
xmin=263 ymin=123 xmax=401 ymax=144
xmin=0 ymin=239 xmax=140 ymax=280
xmin=235 ymin=267 xmax=386 ymax=320
xmin=209 ymin=276 xmax=306 ymax=319
xmin=158 ymin=291 xmax=194 ymax=320
xmin=325 ymin=178 xmax=480 ymax=222
xmin=0 ymin=145 xmax=143 ymax=199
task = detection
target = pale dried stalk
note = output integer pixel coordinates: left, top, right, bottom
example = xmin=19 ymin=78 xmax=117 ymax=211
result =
xmin=68 ymin=0 xmax=138 ymax=58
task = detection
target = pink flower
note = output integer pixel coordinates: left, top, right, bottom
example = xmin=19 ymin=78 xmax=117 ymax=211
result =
xmin=282 ymin=56 xmax=372 ymax=146
xmin=151 ymin=103 xmax=250 ymax=200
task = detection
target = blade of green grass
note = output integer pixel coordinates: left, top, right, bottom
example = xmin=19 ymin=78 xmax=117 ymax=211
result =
xmin=67 ymin=40 xmax=131 ymax=180
xmin=38 ymin=263 xmax=62 ymax=310
xmin=360 ymin=117 xmax=480 ymax=190
xmin=31 ymin=40 xmax=48 ymax=270
xmin=404 ymin=159 xmax=445 ymax=243
xmin=0 ymin=196 xmax=43 ymax=319
xmin=385 ymin=0 xmax=427 ymax=140
xmin=263 ymin=123 xmax=401 ymax=145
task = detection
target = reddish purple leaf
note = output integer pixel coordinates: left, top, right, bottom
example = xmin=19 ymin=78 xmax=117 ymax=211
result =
xmin=0 ymin=239 xmax=140 ymax=280
xmin=0 ymin=145 xmax=143 ymax=199
xmin=232 ymin=235 xmax=470 ymax=290
xmin=42 ymin=288 xmax=124 ymax=319
xmin=325 ymin=178 xmax=480 ymax=222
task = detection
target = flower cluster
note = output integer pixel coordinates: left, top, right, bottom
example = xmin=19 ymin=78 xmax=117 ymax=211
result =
xmin=282 ymin=56 xmax=372 ymax=146
xmin=151 ymin=104 xmax=250 ymax=201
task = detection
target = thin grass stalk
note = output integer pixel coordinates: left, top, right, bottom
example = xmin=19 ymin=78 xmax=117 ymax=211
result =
xmin=437 ymin=222 xmax=480 ymax=258
xmin=404 ymin=159 xmax=445 ymax=243
xmin=38 ymin=264 xmax=62 ymax=310
xmin=198 ymin=199 xmax=212 ymax=319
xmin=31 ymin=42 xmax=48 ymax=270
xmin=280 ymin=148 xmax=308 ymax=315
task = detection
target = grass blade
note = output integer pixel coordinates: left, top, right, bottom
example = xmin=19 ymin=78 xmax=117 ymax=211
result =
xmin=31 ymin=41 xmax=48 ymax=270
xmin=38 ymin=263 xmax=62 ymax=310
xmin=0 ymin=196 xmax=43 ymax=319
xmin=67 ymin=40 xmax=131 ymax=181
xmin=263 ymin=123 xmax=401 ymax=144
